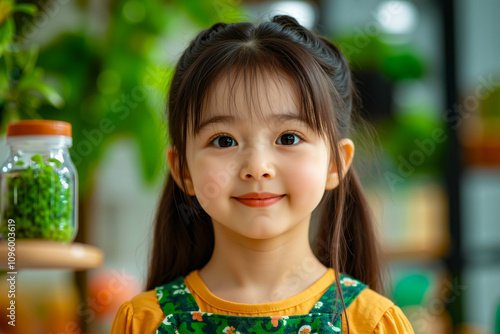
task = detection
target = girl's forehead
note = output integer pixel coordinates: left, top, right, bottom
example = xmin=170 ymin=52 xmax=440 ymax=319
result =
xmin=202 ymin=70 xmax=302 ymax=122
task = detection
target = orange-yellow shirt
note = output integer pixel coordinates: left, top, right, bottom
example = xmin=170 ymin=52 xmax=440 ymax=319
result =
xmin=110 ymin=268 xmax=414 ymax=333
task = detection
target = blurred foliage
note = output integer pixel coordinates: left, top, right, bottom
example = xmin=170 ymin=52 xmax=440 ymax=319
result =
xmin=0 ymin=0 xmax=245 ymax=199
xmin=335 ymin=31 xmax=447 ymax=178
xmin=336 ymin=35 xmax=425 ymax=81
xmin=378 ymin=112 xmax=448 ymax=176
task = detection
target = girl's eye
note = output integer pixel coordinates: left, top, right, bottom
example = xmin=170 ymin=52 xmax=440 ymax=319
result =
xmin=209 ymin=132 xmax=303 ymax=148
xmin=276 ymin=132 xmax=302 ymax=145
xmin=210 ymin=135 xmax=237 ymax=148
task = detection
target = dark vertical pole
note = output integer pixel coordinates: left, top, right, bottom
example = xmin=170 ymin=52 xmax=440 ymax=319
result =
xmin=439 ymin=0 xmax=464 ymax=328
xmin=315 ymin=0 xmax=329 ymax=35
xmin=74 ymin=198 xmax=89 ymax=332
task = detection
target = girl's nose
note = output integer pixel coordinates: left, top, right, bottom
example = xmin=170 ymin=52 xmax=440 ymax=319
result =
xmin=239 ymin=147 xmax=276 ymax=181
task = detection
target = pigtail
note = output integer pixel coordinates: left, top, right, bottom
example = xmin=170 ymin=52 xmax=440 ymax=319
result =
xmin=146 ymin=175 xmax=214 ymax=290
xmin=343 ymin=170 xmax=383 ymax=291
xmin=312 ymin=167 xmax=382 ymax=333
xmin=313 ymin=169 xmax=382 ymax=293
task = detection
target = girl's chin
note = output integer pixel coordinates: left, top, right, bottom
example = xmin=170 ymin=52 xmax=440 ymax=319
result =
xmin=227 ymin=224 xmax=292 ymax=241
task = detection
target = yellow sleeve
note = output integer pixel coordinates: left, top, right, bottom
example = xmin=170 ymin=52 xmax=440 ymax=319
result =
xmin=341 ymin=288 xmax=414 ymax=333
xmin=110 ymin=290 xmax=165 ymax=334
xmin=373 ymin=305 xmax=414 ymax=334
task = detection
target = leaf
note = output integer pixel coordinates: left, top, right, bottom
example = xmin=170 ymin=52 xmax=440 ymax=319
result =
xmin=0 ymin=67 xmax=8 ymax=92
xmin=0 ymin=18 xmax=14 ymax=57
xmin=13 ymin=4 xmax=37 ymax=15
xmin=48 ymin=158 xmax=62 ymax=167
xmin=17 ymin=76 xmax=65 ymax=108
xmin=0 ymin=1 xmax=14 ymax=25
xmin=31 ymin=154 xmax=43 ymax=164
xmin=23 ymin=47 xmax=39 ymax=75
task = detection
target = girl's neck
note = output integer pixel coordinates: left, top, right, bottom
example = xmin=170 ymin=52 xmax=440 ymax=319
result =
xmin=198 ymin=215 xmax=329 ymax=304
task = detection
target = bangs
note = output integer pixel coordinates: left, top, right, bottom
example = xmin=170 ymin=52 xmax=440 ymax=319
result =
xmin=182 ymin=35 xmax=338 ymax=140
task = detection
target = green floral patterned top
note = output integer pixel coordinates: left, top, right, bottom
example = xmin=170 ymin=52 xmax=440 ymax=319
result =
xmin=154 ymin=274 xmax=367 ymax=333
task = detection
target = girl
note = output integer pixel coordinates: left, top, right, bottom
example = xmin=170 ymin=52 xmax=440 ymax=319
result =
xmin=111 ymin=15 xmax=413 ymax=333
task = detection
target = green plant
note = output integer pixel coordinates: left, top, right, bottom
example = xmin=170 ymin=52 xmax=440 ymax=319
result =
xmin=0 ymin=0 xmax=64 ymax=133
xmin=0 ymin=154 xmax=74 ymax=241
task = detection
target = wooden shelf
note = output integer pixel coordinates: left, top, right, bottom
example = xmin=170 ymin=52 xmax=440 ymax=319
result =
xmin=0 ymin=240 xmax=104 ymax=270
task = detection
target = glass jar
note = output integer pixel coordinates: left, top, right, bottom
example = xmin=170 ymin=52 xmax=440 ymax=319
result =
xmin=0 ymin=120 xmax=78 ymax=242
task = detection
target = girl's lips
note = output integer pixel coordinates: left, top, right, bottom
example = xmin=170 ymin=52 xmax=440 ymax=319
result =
xmin=233 ymin=195 xmax=285 ymax=208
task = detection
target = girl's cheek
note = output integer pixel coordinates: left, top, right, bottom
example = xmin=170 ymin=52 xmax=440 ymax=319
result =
xmin=285 ymin=154 xmax=328 ymax=193
xmin=192 ymin=156 xmax=234 ymax=197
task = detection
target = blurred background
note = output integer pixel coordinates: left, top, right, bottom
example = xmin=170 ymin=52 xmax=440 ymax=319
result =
xmin=0 ymin=0 xmax=499 ymax=333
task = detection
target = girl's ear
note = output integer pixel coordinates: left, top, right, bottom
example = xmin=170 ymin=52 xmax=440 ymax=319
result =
xmin=325 ymin=138 xmax=355 ymax=190
xmin=167 ymin=145 xmax=196 ymax=196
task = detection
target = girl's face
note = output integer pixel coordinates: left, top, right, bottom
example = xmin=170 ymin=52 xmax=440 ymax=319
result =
xmin=172 ymin=72 xmax=352 ymax=240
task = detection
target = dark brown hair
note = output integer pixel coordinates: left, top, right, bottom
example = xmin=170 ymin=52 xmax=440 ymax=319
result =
xmin=147 ymin=15 xmax=382 ymax=328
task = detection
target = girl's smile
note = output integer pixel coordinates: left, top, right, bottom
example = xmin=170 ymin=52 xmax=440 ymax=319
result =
xmin=232 ymin=193 xmax=286 ymax=208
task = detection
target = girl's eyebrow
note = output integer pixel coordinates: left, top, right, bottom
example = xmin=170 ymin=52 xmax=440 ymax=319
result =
xmin=195 ymin=113 xmax=308 ymax=135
